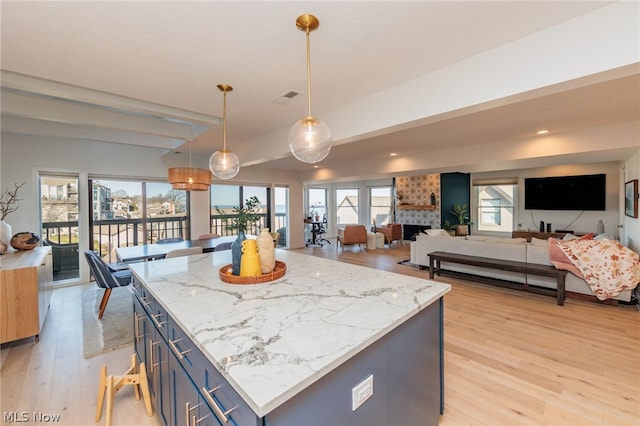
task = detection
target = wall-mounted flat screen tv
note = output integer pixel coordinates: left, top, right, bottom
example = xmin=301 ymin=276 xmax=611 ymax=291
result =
xmin=524 ymin=174 xmax=606 ymax=211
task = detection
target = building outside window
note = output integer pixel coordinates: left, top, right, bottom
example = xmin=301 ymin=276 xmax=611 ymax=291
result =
xmin=40 ymin=174 xmax=80 ymax=283
xmin=370 ymin=186 xmax=392 ymax=226
xmin=475 ymin=184 xmax=516 ymax=233
xmin=336 ymin=188 xmax=359 ymax=225
xmin=89 ymin=179 xmax=188 ymax=262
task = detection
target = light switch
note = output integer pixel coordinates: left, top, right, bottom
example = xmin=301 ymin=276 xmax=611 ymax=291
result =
xmin=352 ymin=374 xmax=373 ymax=411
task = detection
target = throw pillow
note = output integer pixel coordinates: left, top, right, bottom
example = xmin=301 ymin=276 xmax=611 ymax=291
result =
xmin=530 ymin=237 xmax=548 ymax=246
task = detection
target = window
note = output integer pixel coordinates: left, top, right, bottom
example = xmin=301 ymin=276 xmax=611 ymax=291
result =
xmin=40 ymin=174 xmax=80 ymax=283
xmin=370 ymin=186 xmax=391 ymax=226
xmin=273 ymin=186 xmax=288 ymax=247
xmin=336 ymin=188 xmax=359 ymax=225
xmin=474 ymin=183 xmax=516 ymax=233
xmin=210 ymin=184 xmax=269 ymax=236
xmin=89 ymin=179 xmax=189 ymax=262
xmin=308 ymin=188 xmax=327 ymax=221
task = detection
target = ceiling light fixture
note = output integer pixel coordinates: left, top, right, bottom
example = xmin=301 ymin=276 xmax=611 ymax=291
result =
xmin=209 ymin=84 xmax=240 ymax=180
xmin=168 ymin=139 xmax=211 ymax=191
xmin=537 ymin=129 xmax=549 ymax=135
xmin=288 ymin=14 xmax=332 ymax=164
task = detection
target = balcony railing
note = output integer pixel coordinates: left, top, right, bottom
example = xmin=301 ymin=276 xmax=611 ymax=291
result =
xmin=42 ymin=212 xmax=288 ymax=270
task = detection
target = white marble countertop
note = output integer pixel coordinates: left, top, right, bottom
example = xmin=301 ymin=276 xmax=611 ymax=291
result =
xmin=129 ymin=250 xmax=450 ymax=417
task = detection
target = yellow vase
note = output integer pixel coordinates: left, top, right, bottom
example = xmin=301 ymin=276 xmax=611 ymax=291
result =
xmin=240 ymin=239 xmax=261 ymax=276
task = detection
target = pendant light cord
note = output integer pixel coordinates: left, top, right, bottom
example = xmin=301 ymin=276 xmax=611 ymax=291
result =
xmin=223 ymin=90 xmax=228 ymax=151
xmin=305 ymin=29 xmax=312 ymax=118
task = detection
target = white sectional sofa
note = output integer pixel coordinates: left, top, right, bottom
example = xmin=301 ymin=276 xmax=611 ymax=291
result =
xmin=410 ymin=232 xmax=636 ymax=302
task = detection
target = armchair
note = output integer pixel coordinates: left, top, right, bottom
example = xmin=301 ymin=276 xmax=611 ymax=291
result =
xmin=336 ymin=225 xmax=367 ymax=250
xmin=374 ymin=223 xmax=403 ymax=246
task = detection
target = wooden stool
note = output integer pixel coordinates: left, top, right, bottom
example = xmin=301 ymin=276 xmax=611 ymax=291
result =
xmin=96 ymin=353 xmax=153 ymax=425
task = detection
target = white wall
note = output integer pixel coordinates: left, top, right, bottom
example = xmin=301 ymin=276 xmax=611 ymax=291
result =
xmin=622 ymin=151 xmax=640 ymax=252
xmin=471 ymin=162 xmax=622 ymax=238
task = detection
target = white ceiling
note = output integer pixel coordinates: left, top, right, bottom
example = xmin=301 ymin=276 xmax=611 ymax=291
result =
xmin=1 ymin=1 xmax=639 ymax=180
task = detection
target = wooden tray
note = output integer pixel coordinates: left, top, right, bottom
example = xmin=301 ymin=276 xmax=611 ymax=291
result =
xmin=219 ymin=261 xmax=286 ymax=285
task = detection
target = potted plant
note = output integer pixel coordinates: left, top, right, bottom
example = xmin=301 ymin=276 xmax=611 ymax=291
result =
xmin=450 ymin=203 xmax=469 ymax=236
xmin=442 ymin=220 xmax=457 ymax=236
xmin=217 ymin=196 xmax=262 ymax=275
xmin=220 ymin=196 xmax=261 ymax=234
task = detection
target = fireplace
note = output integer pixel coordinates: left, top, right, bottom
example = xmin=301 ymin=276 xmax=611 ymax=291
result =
xmin=402 ymin=224 xmax=432 ymax=241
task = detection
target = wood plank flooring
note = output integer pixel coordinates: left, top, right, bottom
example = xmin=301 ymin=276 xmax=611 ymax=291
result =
xmin=1 ymin=243 xmax=638 ymax=425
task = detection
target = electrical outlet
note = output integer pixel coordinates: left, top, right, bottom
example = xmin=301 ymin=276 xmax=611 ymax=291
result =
xmin=352 ymin=375 xmax=373 ymax=411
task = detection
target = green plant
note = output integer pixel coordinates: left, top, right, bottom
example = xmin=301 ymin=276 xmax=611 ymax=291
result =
xmin=442 ymin=220 xmax=456 ymax=231
xmin=217 ymin=196 xmax=261 ymax=233
xmin=450 ymin=203 xmax=469 ymax=225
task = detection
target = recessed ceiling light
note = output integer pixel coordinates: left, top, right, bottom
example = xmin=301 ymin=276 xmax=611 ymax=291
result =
xmin=313 ymin=165 xmax=319 ymax=168
xmin=390 ymin=152 xmax=397 ymax=156
xmin=537 ymin=129 xmax=549 ymax=135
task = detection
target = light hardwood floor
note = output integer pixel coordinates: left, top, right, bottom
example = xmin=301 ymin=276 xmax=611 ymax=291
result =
xmin=1 ymin=243 xmax=638 ymax=425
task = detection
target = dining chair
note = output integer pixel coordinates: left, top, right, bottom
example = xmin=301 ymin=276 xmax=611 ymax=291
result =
xmin=214 ymin=242 xmax=233 ymax=251
xmin=198 ymin=233 xmax=220 ymax=240
xmin=84 ymin=250 xmax=132 ymax=319
xmin=164 ymin=247 xmax=203 ymax=259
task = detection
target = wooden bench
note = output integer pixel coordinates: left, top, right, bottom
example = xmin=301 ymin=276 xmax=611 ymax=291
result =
xmin=428 ymin=251 xmax=567 ymax=305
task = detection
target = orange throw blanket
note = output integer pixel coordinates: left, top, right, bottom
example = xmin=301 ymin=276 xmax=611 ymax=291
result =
xmin=549 ymin=238 xmax=640 ymax=300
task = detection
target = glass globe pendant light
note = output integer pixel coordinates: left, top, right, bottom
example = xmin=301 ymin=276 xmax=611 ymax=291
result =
xmin=289 ymin=14 xmax=332 ymax=164
xmin=209 ymin=84 xmax=240 ymax=180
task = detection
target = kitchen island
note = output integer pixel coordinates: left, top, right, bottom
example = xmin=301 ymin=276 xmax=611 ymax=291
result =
xmin=129 ymin=249 xmax=450 ymax=425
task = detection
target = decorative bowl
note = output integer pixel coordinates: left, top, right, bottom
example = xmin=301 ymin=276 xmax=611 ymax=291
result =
xmin=10 ymin=232 xmax=40 ymax=251
xmin=219 ymin=261 xmax=286 ymax=285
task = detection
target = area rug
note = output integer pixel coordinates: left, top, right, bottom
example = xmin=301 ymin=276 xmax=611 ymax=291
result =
xmin=82 ymin=287 xmax=134 ymax=358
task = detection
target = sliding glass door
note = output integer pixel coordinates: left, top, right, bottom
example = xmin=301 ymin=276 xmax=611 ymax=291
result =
xmin=40 ymin=174 xmax=80 ymax=283
xmin=89 ymin=179 xmax=189 ymax=263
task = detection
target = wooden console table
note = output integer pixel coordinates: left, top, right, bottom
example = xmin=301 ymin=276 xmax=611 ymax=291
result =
xmin=428 ymin=251 xmax=567 ymax=305
xmin=0 ymin=246 xmax=53 ymax=343
xmin=511 ymin=231 xmax=580 ymax=242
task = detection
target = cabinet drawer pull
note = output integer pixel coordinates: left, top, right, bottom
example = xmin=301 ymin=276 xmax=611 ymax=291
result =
xmin=150 ymin=313 xmax=166 ymax=329
xmin=140 ymin=295 xmax=153 ymax=309
xmin=194 ymin=413 xmax=211 ymax=425
xmin=168 ymin=338 xmax=191 ymax=360
xmin=149 ymin=340 xmax=161 ymax=372
xmin=202 ymin=386 xmax=235 ymax=424
xmin=185 ymin=401 xmax=199 ymax=426
xmin=134 ymin=314 xmax=144 ymax=342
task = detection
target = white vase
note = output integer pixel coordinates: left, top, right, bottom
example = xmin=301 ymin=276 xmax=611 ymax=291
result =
xmin=0 ymin=220 xmax=14 ymax=252
xmin=596 ymin=219 xmax=604 ymax=235
xmin=257 ymin=228 xmax=276 ymax=274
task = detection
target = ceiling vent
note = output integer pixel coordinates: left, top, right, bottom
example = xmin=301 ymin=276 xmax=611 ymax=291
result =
xmin=271 ymin=90 xmax=301 ymax=105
